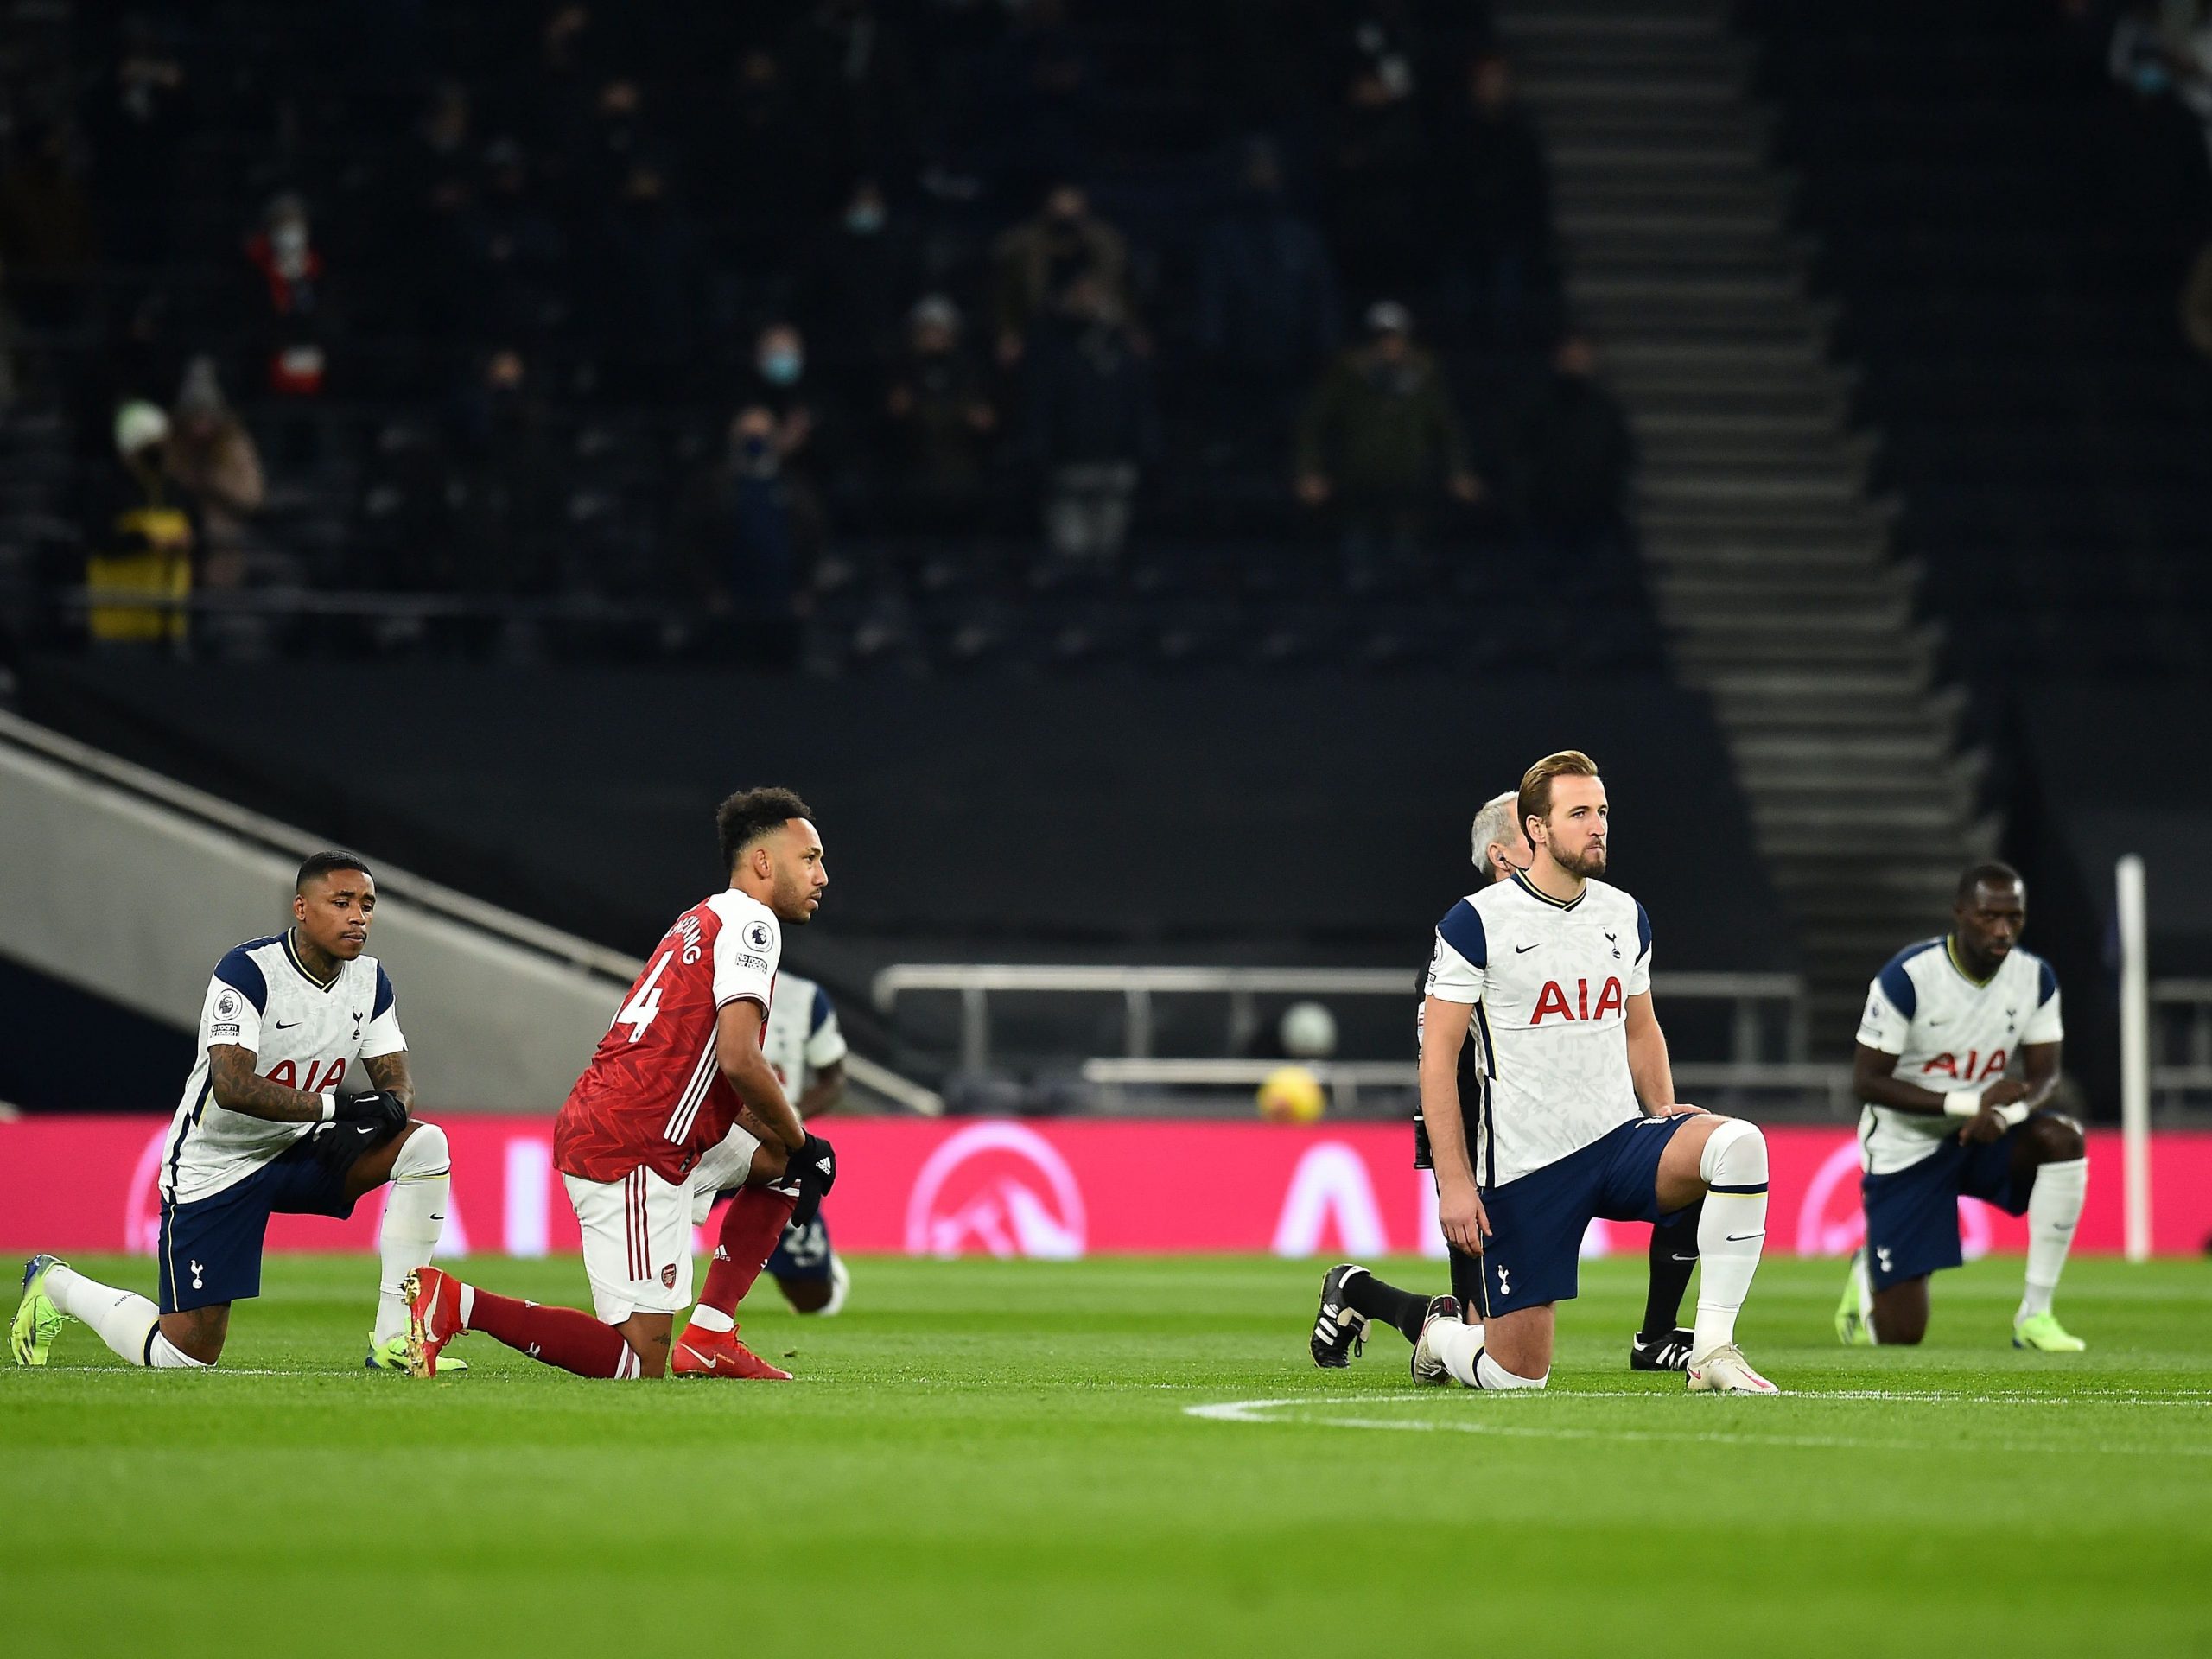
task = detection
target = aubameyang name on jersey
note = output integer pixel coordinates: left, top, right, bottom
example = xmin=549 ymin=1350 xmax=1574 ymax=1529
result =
xmin=1530 ymin=976 xmax=1625 ymax=1024
xmin=1921 ymin=1047 xmax=2008 ymax=1081
xmin=671 ymin=912 xmax=705 ymax=965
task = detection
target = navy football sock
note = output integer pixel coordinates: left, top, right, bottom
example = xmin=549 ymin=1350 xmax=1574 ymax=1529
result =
xmin=1343 ymin=1268 xmax=1431 ymax=1344
xmin=1642 ymin=1197 xmax=1703 ymax=1338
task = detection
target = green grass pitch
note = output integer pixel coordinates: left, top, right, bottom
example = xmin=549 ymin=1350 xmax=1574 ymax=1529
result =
xmin=4 ymin=1252 xmax=2209 ymax=1658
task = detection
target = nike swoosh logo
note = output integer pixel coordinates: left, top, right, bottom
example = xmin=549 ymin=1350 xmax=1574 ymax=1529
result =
xmin=276 ymin=1020 xmax=300 ymax=1029
xmin=1516 ymin=944 xmax=1541 ymax=954
xmin=1726 ymin=1232 xmax=1764 ymax=1243
xmin=677 ymin=1343 xmax=721 ymax=1370
xmin=1669 ymin=1254 xmax=1698 ymax=1262
xmin=429 ymin=1214 xmax=446 ymax=1222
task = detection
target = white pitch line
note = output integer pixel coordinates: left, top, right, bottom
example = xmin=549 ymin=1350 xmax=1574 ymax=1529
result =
xmin=1184 ymin=1395 xmax=2212 ymax=1458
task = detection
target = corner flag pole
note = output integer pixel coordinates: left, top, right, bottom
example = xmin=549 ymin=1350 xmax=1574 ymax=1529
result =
xmin=2115 ymin=854 xmax=2151 ymax=1263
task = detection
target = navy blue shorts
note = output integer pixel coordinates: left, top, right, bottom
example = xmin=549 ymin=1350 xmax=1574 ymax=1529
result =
xmin=767 ymin=1211 xmax=836 ymax=1284
xmin=159 ymin=1134 xmax=360 ymax=1313
xmin=1477 ymin=1116 xmax=1697 ymax=1317
xmin=1862 ymin=1120 xmax=2037 ymax=1292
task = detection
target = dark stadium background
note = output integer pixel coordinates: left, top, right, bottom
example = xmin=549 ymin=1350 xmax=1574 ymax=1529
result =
xmin=0 ymin=0 xmax=2208 ymax=1134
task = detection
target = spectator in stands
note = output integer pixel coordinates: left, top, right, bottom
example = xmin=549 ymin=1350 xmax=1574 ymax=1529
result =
xmin=448 ymin=346 xmax=561 ymax=594
xmin=1294 ymin=302 xmax=1481 ymax=592
xmin=86 ymin=13 xmax=189 ymax=263
xmin=242 ymin=193 xmax=327 ymax=398
xmin=883 ymin=294 xmax=998 ymax=531
xmin=1196 ymin=140 xmax=1341 ymax=405
xmin=1504 ymin=334 xmax=1636 ymax=564
xmin=1434 ymin=53 xmax=1554 ymax=344
xmin=992 ymin=183 xmax=1131 ymax=366
xmin=677 ymin=405 xmax=799 ymax=666
xmin=594 ymin=162 xmax=696 ymax=394
xmin=0 ymin=118 xmax=96 ymax=330
xmin=86 ymin=400 xmax=193 ymax=650
xmin=1326 ymin=30 xmax=1428 ymax=307
xmin=163 ymin=357 xmax=265 ymax=590
xmin=461 ymin=137 xmax=571 ymax=341
xmin=1023 ymin=273 xmax=1157 ymax=566
xmin=744 ymin=321 xmax=842 ymax=555
xmin=806 ymin=178 xmax=921 ymax=404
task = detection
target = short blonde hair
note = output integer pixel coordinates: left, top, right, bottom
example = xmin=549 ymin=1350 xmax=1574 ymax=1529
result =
xmin=1518 ymin=750 xmax=1599 ymax=839
xmin=1470 ymin=790 xmax=1519 ymax=872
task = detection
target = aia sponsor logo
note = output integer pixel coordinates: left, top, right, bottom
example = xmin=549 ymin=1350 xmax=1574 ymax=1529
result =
xmin=1529 ymin=977 xmax=1624 ymax=1024
xmin=905 ymin=1122 xmax=1085 ymax=1259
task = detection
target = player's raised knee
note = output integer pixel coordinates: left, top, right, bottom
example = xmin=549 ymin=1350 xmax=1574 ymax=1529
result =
xmin=2024 ymin=1113 xmax=2085 ymax=1162
xmin=394 ymin=1120 xmax=449 ymax=1174
xmin=1698 ymin=1116 xmax=1769 ymax=1194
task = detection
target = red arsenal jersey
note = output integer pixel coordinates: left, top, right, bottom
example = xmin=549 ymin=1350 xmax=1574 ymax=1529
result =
xmin=554 ymin=889 xmax=781 ymax=1185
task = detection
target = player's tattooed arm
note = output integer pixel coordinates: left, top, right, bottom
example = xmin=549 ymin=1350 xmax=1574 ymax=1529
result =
xmin=206 ymin=1044 xmax=328 ymax=1122
xmin=362 ymin=1050 xmax=416 ymax=1111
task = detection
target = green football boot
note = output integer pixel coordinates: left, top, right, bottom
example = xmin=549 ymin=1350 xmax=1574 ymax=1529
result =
xmin=13 ymin=1255 xmax=67 ymax=1367
xmin=2012 ymin=1312 xmax=2085 ymax=1352
xmin=1834 ymin=1248 xmax=1873 ymax=1346
xmin=366 ymin=1334 xmax=468 ymax=1374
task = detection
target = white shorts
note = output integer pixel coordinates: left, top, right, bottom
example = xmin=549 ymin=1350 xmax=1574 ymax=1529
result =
xmin=563 ymin=1166 xmax=695 ymax=1325
xmin=687 ymin=1122 xmax=766 ymax=1225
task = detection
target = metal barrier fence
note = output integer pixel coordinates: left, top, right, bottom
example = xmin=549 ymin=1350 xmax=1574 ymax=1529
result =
xmin=872 ymin=962 xmax=1809 ymax=1080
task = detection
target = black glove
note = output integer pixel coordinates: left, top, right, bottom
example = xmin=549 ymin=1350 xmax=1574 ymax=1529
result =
xmin=334 ymin=1089 xmax=409 ymax=1140
xmin=793 ymin=1132 xmax=837 ymax=1198
xmin=785 ymin=1132 xmax=836 ymax=1229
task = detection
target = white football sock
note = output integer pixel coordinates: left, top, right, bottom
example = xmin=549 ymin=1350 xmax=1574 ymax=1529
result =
xmin=373 ymin=1124 xmax=451 ymax=1348
xmin=2018 ymin=1157 xmax=2088 ymax=1321
xmin=1471 ymin=1347 xmax=1548 ymax=1390
xmin=1692 ymin=1119 xmax=1769 ymax=1360
xmin=148 ymin=1331 xmax=211 ymax=1369
xmin=686 ymin=1305 xmax=735 ymax=1333
xmin=1426 ymin=1318 xmax=1484 ymax=1385
xmin=44 ymin=1263 xmax=162 ymax=1366
xmin=1425 ymin=1320 xmax=1539 ymax=1389
xmin=1853 ymin=1249 xmax=1879 ymax=1345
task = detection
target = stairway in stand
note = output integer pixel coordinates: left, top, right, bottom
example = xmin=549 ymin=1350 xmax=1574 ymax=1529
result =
xmin=1497 ymin=0 xmax=1996 ymax=1051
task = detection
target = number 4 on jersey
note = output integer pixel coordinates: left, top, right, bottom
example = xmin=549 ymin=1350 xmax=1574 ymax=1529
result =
xmin=614 ymin=951 xmax=674 ymax=1044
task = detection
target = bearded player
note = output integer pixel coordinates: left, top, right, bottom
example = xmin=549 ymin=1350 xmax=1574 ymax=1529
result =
xmin=13 ymin=852 xmax=454 ymax=1374
xmin=403 ymin=789 xmax=836 ymax=1380
xmin=1835 ymin=862 xmax=2087 ymax=1351
xmin=1312 ymin=788 xmax=1706 ymax=1376
xmin=1407 ymin=751 xmax=1776 ymax=1394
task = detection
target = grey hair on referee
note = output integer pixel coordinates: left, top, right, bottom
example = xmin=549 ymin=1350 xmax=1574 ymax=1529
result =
xmin=1470 ymin=790 xmax=1519 ymax=869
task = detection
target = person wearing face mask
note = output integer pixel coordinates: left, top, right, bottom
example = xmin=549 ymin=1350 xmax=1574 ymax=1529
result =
xmin=804 ymin=178 xmax=918 ymax=403
xmin=744 ymin=322 xmax=840 ymax=566
xmin=882 ymin=294 xmax=998 ymax=531
xmin=991 ymin=182 xmax=1132 ymax=366
xmin=242 ymin=192 xmax=326 ymax=397
xmin=677 ymin=406 xmax=798 ymax=667
xmin=1294 ymin=301 xmax=1483 ymax=594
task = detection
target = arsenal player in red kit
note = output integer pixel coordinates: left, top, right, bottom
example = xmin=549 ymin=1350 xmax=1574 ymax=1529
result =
xmin=403 ymin=788 xmax=836 ymax=1379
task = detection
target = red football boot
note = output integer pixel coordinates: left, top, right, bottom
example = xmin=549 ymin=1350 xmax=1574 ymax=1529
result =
xmin=671 ymin=1323 xmax=792 ymax=1380
xmin=404 ymin=1266 xmax=463 ymax=1378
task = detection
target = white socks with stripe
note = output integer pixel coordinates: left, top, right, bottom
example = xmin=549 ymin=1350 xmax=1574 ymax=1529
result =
xmin=41 ymin=1264 xmax=207 ymax=1368
xmin=1424 ymin=1319 xmax=1547 ymax=1390
xmin=2018 ymin=1156 xmax=2088 ymax=1322
xmin=373 ymin=1124 xmax=451 ymax=1348
xmin=1691 ymin=1118 xmax=1770 ymax=1362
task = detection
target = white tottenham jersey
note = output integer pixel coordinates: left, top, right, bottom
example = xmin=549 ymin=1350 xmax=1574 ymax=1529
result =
xmin=1854 ymin=938 xmax=2062 ymax=1175
xmin=161 ymin=931 xmax=407 ymax=1205
xmin=761 ymin=971 xmax=848 ymax=1099
xmin=1423 ymin=872 xmax=1653 ymax=1187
